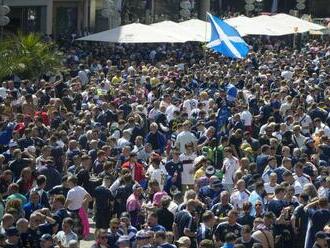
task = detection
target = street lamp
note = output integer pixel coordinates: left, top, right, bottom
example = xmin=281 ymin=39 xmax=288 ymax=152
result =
xmin=0 ymin=1 xmax=10 ymax=40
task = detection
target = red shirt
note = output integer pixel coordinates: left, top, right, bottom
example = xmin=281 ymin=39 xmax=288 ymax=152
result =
xmin=122 ymin=161 xmax=145 ymax=183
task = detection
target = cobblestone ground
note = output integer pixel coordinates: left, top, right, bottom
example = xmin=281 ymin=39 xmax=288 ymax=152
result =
xmin=80 ymin=218 xmax=96 ymax=248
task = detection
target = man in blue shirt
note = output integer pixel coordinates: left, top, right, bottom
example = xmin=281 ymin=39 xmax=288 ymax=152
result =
xmin=197 ymin=211 xmax=215 ymax=245
xmin=23 ymin=190 xmax=43 ymax=219
xmin=94 ymin=176 xmax=113 ymax=230
xmin=155 ymin=231 xmax=176 ymax=248
xmin=146 ymin=212 xmax=166 ymax=232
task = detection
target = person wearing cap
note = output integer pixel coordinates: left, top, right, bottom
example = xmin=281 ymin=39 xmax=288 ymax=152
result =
xmin=198 ymin=176 xmax=222 ymax=208
xmin=39 ymin=233 xmax=54 ymax=248
xmin=313 ymin=231 xmax=328 ymax=248
xmin=116 ymin=235 xmax=130 ymax=248
xmin=135 ymin=230 xmax=151 ymax=248
xmin=94 ymin=176 xmax=114 ymax=232
xmin=175 ymin=236 xmax=191 ymax=248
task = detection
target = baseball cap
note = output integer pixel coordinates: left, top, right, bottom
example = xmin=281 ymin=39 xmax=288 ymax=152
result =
xmin=205 ymin=165 xmax=215 ymax=176
xmin=117 ymin=235 xmax=130 ymax=244
xmin=40 ymin=233 xmax=52 ymax=241
xmin=175 ymin=236 xmax=191 ymax=246
xmin=132 ymin=183 xmax=142 ymax=191
xmin=136 ymin=230 xmax=149 ymax=240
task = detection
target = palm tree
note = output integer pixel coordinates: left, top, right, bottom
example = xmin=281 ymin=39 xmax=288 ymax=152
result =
xmin=0 ymin=32 xmax=63 ymax=80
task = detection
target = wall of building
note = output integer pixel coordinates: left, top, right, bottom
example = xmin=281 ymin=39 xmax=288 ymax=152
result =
xmin=3 ymin=0 xmax=52 ymax=34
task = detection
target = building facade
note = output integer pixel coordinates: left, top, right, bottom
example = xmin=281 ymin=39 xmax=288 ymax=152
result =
xmin=2 ymin=0 xmax=329 ymax=36
xmin=3 ymin=0 xmax=95 ymax=36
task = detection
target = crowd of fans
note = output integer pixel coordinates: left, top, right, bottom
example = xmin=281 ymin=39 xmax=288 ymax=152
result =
xmin=0 ymin=34 xmax=329 ymax=248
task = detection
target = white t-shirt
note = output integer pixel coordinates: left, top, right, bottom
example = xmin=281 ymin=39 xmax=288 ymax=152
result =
xmin=175 ymin=131 xmax=197 ymax=153
xmin=183 ymin=99 xmax=198 ymax=117
xmin=67 ymin=186 xmax=88 ymax=211
xmin=264 ymin=182 xmax=278 ymax=194
xmin=147 ymin=164 xmax=168 ymax=190
xmin=222 ymin=157 xmax=240 ymax=185
xmin=240 ymin=110 xmax=253 ymax=126
xmin=298 ymin=114 xmax=312 ymax=134
xmin=230 ymin=190 xmax=250 ymax=210
xmin=180 ymin=153 xmax=197 ymax=185
xmin=293 ymin=174 xmax=311 ymax=187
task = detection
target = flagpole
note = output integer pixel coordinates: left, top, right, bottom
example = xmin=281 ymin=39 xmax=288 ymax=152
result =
xmin=204 ymin=16 xmax=207 ymax=65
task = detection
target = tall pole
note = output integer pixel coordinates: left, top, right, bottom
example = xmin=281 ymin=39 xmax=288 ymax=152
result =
xmin=1 ymin=0 xmax=4 ymax=41
xmin=199 ymin=0 xmax=210 ymax=21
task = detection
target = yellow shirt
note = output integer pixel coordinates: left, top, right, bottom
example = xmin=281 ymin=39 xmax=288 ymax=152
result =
xmin=111 ymin=75 xmax=122 ymax=85
xmin=194 ymin=168 xmax=205 ymax=181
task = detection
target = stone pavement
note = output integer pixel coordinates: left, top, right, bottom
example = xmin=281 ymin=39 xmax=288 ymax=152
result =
xmin=80 ymin=218 xmax=96 ymax=248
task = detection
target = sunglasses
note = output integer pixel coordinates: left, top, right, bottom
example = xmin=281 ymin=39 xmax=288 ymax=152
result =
xmin=100 ymin=236 xmax=108 ymax=240
xmin=255 ymin=203 xmax=262 ymax=206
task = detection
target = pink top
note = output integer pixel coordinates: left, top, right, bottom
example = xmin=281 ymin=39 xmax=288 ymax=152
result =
xmin=126 ymin=193 xmax=142 ymax=212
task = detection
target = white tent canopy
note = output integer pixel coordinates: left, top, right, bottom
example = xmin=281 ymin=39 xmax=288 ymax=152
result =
xmin=178 ymin=19 xmax=211 ymax=42
xmin=271 ymin=13 xmax=325 ymax=33
xmin=225 ymin=15 xmax=291 ymax=36
xmin=77 ymin=14 xmax=327 ymax=43
xmin=250 ymin=15 xmax=295 ymax=36
xmin=151 ymin=20 xmax=203 ymax=42
xmin=77 ymin=23 xmax=185 ymax=43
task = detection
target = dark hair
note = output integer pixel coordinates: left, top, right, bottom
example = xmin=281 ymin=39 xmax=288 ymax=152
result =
xmin=67 ymin=176 xmax=78 ymax=185
xmin=63 ymin=217 xmax=73 ymax=226
xmin=274 ymin=185 xmax=286 ymax=195
xmin=36 ymin=175 xmax=47 ymax=186
xmin=225 ymin=232 xmax=236 ymax=242
xmin=202 ymin=211 xmax=214 ymax=222
xmin=154 ymin=231 xmax=166 ymax=240
xmin=53 ymin=195 xmax=66 ymax=205
xmin=242 ymin=225 xmax=251 ymax=233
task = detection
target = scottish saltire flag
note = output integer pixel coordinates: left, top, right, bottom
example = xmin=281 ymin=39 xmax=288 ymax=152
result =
xmin=207 ymin=13 xmax=249 ymax=59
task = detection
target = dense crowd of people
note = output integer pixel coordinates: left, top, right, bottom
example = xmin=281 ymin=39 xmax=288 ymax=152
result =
xmin=0 ymin=32 xmax=329 ymax=248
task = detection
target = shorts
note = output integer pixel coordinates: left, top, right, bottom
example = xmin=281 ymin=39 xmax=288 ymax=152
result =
xmin=95 ymin=210 xmax=111 ymax=229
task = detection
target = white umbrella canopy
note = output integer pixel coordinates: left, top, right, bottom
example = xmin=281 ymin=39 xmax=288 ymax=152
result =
xmin=225 ymin=15 xmax=285 ymax=36
xmin=151 ymin=20 xmax=205 ymax=42
xmin=272 ymin=13 xmax=326 ymax=33
xmin=251 ymin=15 xmax=296 ymax=36
xmin=178 ymin=19 xmax=211 ymax=42
xmin=77 ymin=23 xmax=186 ymax=43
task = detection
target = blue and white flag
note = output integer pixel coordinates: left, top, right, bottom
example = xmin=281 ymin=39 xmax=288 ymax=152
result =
xmin=207 ymin=13 xmax=249 ymax=59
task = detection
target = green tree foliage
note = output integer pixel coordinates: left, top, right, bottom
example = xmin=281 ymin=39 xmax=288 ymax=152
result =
xmin=0 ymin=33 xmax=63 ymax=80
